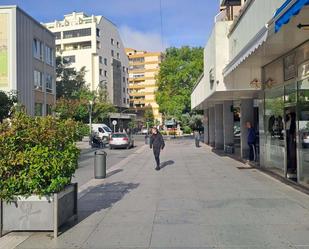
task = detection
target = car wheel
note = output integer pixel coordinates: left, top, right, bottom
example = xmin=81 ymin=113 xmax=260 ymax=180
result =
xmin=109 ymin=146 xmax=113 ymax=150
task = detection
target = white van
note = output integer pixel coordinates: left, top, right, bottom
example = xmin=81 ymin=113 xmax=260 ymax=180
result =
xmin=90 ymin=124 xmax=113 ymax=141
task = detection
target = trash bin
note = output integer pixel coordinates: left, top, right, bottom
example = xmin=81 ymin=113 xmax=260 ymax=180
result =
xmin=94 ymin=150 xmax=107 ymax=179
xmin=145 ymin=135 xmax=150 ymax=144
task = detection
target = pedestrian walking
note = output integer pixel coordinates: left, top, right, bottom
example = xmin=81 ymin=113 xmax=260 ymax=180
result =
xmin=194 ymin=130 xmax=200 ymax=147
xmin=246 ymin=121 xmax=256 ymax=162
xmin=150 ymin=127 xmax=165 ymax=171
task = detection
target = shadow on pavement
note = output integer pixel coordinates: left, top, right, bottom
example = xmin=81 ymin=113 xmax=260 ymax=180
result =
xmin=160 ymin=160 xmax=175 ymax=169
xmin=61 ymin=181 xmax=139 ymax=235
xmin=106 ymin=169 xmax=123 ymax=177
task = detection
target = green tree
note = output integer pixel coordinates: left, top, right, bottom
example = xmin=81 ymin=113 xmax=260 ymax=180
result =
xmin=156 ymin=46 xmax=203 ymax=119
xmin=144 ymin=105 xmax=154 ymax=127
xmin=56 ymin=56 xmax=88 ymax=99
xmin=0 ymin=90 xmax=17 ymax=122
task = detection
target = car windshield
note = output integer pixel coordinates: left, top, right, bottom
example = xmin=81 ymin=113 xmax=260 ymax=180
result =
xmin=112 ymin=133 xmax=127 ymax=138
xmin=103 ymin=127 xmax=112 ymax=132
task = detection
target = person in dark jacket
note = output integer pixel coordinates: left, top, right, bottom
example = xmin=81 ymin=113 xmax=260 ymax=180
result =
xmin=246 ymin=121 xmax=256 ymax=161
xmin=150 ymin=127 xmax=165 ymax=171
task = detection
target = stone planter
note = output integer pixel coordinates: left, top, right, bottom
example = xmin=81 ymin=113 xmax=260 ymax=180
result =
xmin=0 ymin=183 xmax=77 ymax=238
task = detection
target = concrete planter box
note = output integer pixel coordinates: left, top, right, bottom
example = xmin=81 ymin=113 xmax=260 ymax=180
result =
xmin=0 ymin=183 xmax=77 ymax=238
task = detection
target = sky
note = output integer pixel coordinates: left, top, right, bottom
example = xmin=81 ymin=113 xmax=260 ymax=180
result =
xmin=1 ymin=0 xmax=219 ymax=52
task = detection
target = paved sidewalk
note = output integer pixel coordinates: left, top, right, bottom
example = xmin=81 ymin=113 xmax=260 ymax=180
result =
xmin=9 ymin=139 xmax=309 ymax=248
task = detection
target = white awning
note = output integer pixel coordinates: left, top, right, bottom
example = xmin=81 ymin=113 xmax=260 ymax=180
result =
xmin=223 ymin=25 xmax=269 ymax=77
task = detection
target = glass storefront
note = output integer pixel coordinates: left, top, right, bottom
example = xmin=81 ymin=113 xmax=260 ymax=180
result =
xmin=261 ymin=76 xmax=309 ymax=185
xmin=264 ymin=85 xmax=285 ymax=176
xmin=298 ymin=77 xmax=309 ymax=186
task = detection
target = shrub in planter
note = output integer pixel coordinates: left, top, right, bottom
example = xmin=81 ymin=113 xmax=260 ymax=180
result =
xmin=0 ymin=112 xmax=80 ymax=202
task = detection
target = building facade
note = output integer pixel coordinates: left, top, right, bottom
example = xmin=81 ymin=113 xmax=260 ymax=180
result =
xmin=44 ymin=12 xmax=129 ymax=108
xmin=0 ymin=5 xmax=56 ymax=116
xmin=126 ymin=48 xmax=162 ymax=124
xmin=191 ymin=0 xmax=309 ymax=187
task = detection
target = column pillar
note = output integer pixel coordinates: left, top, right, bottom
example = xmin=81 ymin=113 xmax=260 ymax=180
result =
xmin=223 ymin=100 xmax=234 ymax=150
xmin=240 ymin=99 xmax=254 ymax=159
xmin=215 ymin=104 xmax=224 ymax=150
xmin=209 ymin=106 xmax=215 ymax=147
xmin=203 ymin=109 xmax=209 ymax=144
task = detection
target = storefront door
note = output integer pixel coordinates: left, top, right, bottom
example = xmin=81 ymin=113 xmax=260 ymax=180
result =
xmin=297 ymin=76 xmax=309 ymax=186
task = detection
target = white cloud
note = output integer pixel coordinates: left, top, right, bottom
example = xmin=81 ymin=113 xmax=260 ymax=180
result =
xmin=119 ymin=26 xmax=168 ymax=52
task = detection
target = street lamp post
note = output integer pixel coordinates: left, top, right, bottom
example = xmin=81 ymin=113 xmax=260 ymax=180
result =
xmin=89 ymin=100 xmax=94 ymax=143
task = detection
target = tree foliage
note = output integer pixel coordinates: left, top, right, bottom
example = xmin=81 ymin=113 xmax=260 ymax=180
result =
xmin=144 ymin=105 xmax=155 ymax=127
xmin=156 ymin=46 xmax=203 ymax=118
xmin=0 ymin=91 xmax=17 ymax=122
xmin=56 ymin=56 xmax=88 ymax=99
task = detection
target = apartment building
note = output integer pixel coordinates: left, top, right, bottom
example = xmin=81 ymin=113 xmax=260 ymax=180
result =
xmin=44 ymin=12 xmax=129 ymax=108
xmin=191 ymin=0 xmax=309 ymax=187
xmin=0 ymin=6 xmax=56 ymax=116
xmin=126 ymin=48 xmax=162 ymax=124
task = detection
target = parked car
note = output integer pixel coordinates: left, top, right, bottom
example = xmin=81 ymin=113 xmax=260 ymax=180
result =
xmin=109 ymin=133 xmax=134 ymax=149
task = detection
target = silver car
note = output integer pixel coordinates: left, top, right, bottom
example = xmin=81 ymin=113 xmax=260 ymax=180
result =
xmin=109 ymin=133 xmax=134 ymax=149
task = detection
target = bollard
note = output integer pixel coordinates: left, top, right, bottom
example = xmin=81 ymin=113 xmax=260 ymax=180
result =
xmin=145 ymin=135 xmax=150 ymax=145
xmin=94 ymin=150 xmax=107 ymax=179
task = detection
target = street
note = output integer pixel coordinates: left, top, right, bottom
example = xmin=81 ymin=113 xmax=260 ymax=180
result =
xmin=73 ymin=135 xmax=147 ymax=187
xmin=6 ymin=138 xmax=309 ymax=249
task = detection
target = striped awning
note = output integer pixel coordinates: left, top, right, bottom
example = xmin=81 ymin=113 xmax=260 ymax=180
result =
xmin=274 ymin=0 xmax=309 ymax=33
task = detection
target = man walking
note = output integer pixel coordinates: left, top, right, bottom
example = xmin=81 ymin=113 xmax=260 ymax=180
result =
xmin=150 ymin=127 xmax=165 ymax=171
xmin=194 ymin=130 xmax=200 ymax=147
xmin=246 ymin=121 xmax=256 ymax=162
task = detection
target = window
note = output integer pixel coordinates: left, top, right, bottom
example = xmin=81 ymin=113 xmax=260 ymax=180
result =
xmin=96 ymin=28 xmax=100 ymax=37
xmin=117 ymin=53 xmax=120 ymax=59
xmin=117 ymin=41 xmax=120 ymax=48
xmin=54 ymin=32 xmax=61 ymax=39
xmin=123 ymin=77 xmax=126 ymax=83
xmin=123 ymin=66 xmax=125 ymax=72
xmin=127 ymin=88 xmax=129 ymax=94
xmin=63 ymin=55 xmax=76 ymax=63
xmin=104 ymin=58 xmax=107 ymax=65
xmin=97 ymin=41 xmax=101 ymax=49
xmin=111 ymin=38 xmax=114 ymax=45
xmin=34 ymin=103 xmax=43 ymax=116
xmin=56 ymin=45 xmax=61 ymax=52
xmin=33 ymin=39 xmax=43 ymax=60
xmin=111 ymin=50 xmax=114 ymax=57
xmin=127 ymin=98 xmax=129 ymax=104
xmin=123 ymin=98 xmax=126 ymax=104
xmin=123 ymin=87 xmax=125 ymax=93
xmin=46 ymin=104 xmax=52 ymax=115
xmin=104 ymin=70 xmax=107 ymax=77
xmin=63 ymin=28 xmax=91 ymax=39
xmin=129 ymin=57 xmax=144 ymax=63
xmin=99 ymin=56 xmax=103 ymax=64
xmin=45 ymin=74 xmax=53 ymax=93
xmin=99 ymin=69 xmax=103 ymax=75
xmin=34 ymin=70 xmax=43 ymax=89
xmin=45 ymin=46 xmax=54 ymax=66
xmin=131 ymin=65 xmax=145 ymax=70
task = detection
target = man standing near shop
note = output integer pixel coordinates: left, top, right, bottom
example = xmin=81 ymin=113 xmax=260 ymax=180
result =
xmin=150 ymin=127 xmax=165 ymax=171
xmin=246 ymin=121 xmax=256 ymax=162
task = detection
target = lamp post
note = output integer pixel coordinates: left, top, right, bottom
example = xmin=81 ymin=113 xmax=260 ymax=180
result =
xmin=89 ymin=100 xmax=94 ymax=143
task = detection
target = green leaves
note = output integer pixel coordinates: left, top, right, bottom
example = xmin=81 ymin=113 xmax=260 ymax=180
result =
xmin=156 ymin=46 xmax=203 ymax=118
xmin=0 ymin=112 xmax=80 ymax=201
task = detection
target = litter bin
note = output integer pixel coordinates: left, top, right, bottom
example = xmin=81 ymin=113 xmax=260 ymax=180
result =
xmin=94 ymin=150 xmax=107 ymax=179
xmin=145 ymin=135 xmax=150 ymax=144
